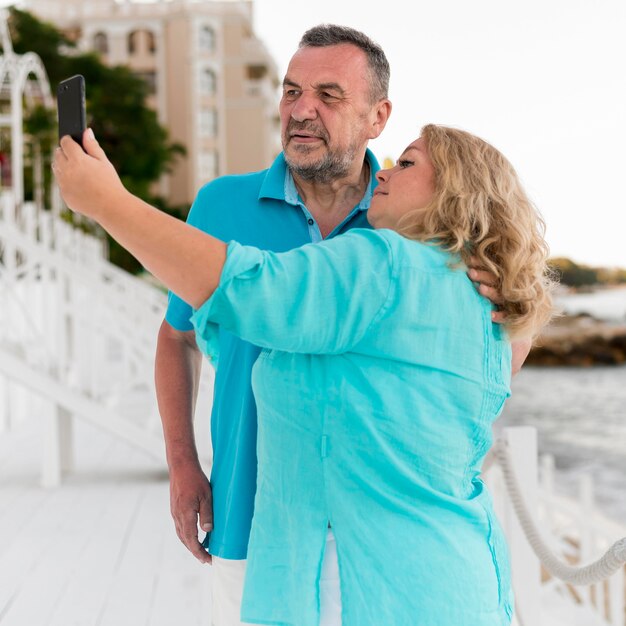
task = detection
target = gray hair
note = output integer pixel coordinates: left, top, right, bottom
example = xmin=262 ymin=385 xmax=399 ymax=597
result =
xmin=299 ymin=24 xmax=390 ymax=102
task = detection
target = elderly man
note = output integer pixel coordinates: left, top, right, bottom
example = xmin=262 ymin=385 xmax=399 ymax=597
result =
xmin=154 ymin=23 xmax=518 ymax=626
xmin=155 ymin=25 xmax=390 ymax=624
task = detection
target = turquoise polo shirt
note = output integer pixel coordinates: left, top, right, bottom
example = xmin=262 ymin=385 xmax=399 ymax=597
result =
xmin=191 ymin=229 xmax=513 ymax=625
xmin=165 ymin=151 xmax=379 ymax=559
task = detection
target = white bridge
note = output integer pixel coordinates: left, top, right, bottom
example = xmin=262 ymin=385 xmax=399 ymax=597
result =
xmin=0 ymin=194 xmax=170 ymax=486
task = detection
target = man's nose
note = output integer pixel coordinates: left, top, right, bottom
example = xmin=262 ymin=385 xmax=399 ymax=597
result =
xmin=290 ymin=92 xmax=318 ymax=122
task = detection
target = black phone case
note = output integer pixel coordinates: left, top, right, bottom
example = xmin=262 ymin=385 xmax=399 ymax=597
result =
xmin=57 ymin=75 xmax=86 ymax=147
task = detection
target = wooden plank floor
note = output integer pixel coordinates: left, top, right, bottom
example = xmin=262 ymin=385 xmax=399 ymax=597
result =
xmin=0 ymin=414 xmax=212 ymax=626
xmin=1 ymin=400 xmax=613 ymax=626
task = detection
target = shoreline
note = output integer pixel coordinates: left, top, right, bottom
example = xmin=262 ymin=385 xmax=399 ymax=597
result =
xmin=528 ymin=314 xmax=626 ymax=366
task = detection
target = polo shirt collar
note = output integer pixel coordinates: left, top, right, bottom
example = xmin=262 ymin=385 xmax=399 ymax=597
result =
xmin=258 ymin=149 xmax=380 ymax=211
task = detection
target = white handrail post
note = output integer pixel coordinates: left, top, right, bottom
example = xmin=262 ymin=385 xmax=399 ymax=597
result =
xmin=60 ymin=406 xmax=73 ymax=475
xmin=579 ymin=474 xmax=595 ymax=608
xmin=0 ymin=375 xmax=10 ymax=433
xmin=502 ymin=426 xmax=542 ymax=626
xmin=42 ymin=403 xmax=73 ymax=488
xmin=607 ymin=565 xmax=625 ymax=625
xmin=540 ymin=454 xmax=555 ymax=529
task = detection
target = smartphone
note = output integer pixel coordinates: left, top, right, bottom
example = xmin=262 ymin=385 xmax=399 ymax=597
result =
xmin=57 ymin=75 xmax=86 ymax=147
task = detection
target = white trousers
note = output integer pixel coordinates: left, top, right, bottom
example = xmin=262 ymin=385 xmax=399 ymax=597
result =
xmin=211 ymin=529 xmax=342 ymax=626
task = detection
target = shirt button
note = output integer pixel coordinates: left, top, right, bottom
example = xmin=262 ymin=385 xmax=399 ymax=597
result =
xmin=308 ymin=218 xmax=314 ymax=225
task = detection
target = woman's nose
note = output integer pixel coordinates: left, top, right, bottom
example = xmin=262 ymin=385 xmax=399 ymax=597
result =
xmin=375 ymin=169 xmax=389 ymax=183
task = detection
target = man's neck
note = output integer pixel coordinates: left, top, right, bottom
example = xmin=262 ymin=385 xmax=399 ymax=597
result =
xmin=291 ymin=158 xmax=371 ymax=237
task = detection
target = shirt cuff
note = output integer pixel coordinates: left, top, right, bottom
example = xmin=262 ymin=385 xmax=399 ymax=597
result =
xmin=190 ymin=240 xmax=266 ymax=360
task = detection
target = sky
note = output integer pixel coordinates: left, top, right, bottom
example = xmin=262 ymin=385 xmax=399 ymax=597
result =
xmin=250 ymin=0 xmax=626 ymax=268
xmin=5 ymin=0 xmax=626 ymax=267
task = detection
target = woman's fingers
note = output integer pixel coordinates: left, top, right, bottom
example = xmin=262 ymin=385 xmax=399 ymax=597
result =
xmin=54 ymin=145 xmax=68 ymax=163
xmin=59 ymin=134 xmax=84 ymax=159
xmin=82 ymin=128 xmax=108 ymax=162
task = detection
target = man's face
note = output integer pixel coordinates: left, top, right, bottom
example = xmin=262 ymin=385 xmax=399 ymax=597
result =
xmin=280 ymin=44 xmax=378 ymax=183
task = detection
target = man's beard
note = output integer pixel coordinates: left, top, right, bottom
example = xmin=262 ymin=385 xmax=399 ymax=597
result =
xmin=283 ymin=121 xmax=358 ymax=184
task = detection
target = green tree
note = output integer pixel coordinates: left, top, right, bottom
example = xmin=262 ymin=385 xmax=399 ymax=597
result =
xmin=9 ymin=7 xmax=186 ymax=273
xmin=549 ymin=257 xmax=599 ymax=287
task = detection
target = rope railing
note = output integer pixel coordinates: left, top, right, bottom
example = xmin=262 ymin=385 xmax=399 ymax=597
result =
xmin=491 ymin=438 xmax=626 ymax=586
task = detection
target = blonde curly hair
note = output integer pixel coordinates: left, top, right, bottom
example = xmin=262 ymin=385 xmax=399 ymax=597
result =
xmin=396 ymin=124 xmax=556 ymax=339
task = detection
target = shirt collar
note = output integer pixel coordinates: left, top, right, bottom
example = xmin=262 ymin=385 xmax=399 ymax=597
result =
xmin=258 ymin=149 xmax=380 ymax=211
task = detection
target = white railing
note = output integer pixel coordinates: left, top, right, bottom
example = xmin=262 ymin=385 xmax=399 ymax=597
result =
xmin=486 ymin=427 xmax=626 ymax=626
xmin=0 ymin=191 xmax=213 ymax=487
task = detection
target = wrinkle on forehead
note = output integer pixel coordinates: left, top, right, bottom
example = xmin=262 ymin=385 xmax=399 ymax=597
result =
xmin=284 ymin=44 xmax=370 ymax=93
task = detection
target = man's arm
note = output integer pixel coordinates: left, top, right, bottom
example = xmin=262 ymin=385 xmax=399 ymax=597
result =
xmin=467 ymin=264 xmax=532 ymax=377
xmin=511 ymin=338 xmax=532 ymax=376
xmin=155 ymin=320 xmax=213 ymax=564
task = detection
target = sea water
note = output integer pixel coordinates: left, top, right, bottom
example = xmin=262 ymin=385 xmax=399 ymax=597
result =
xmin=498 ymin=285 xmax=626 ymax=523
xmin=499 ymin=365 xmax=626 ymax=522
xmin=555 ymin=285 xmax=626 ymax=321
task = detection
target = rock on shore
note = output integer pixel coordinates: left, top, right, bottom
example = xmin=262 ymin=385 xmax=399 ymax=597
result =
xmin=528 ymin=314 xmax=626 ymax=366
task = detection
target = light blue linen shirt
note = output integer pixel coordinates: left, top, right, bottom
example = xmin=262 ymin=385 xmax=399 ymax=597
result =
xmin=165 ymin=152 xmax=377 ymax=559
xmin=192 ymin=228 xmax=514 ymax=626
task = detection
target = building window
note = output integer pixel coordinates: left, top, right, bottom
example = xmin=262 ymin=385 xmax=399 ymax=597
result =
xmin=147 ymin=31 xmax=157 ymax=54
xmin=128 ymin=30 xmax=139 ymax=55
xmin=134 ymin=71 xmax=157 ymax=95
xmin=200 ymin=68 xmax=216 ymax=95
xmin=246 ymin=65 xmax=267 ymax=80
xmin=199 ymin=109 xmax=217 ymax=138
xmin=93 ymin=32 xmax=109 ymax=55
xmin=199 ymin=25 xmax=215 ymax=52
xmin=127 ymin=29 xmax=157 ymax=55
xmin=199 ymin=150 xmax=218 ymax=180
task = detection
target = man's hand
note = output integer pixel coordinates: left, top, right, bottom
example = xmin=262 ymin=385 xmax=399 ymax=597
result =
xmin=169 ymin=462 xmax=214 ymax=564
xmin=467 ymin=258 xmax=533 ymax=377
xmin=467 ymin=258 xmax=505 ymax=324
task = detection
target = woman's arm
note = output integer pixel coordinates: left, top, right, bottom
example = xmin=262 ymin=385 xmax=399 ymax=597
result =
xmin=52 ymin=130 xmax=226 ymax=309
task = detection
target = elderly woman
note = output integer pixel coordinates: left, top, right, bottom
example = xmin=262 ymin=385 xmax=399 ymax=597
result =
xmin=53 ymin=124 xmax=553 ymax=626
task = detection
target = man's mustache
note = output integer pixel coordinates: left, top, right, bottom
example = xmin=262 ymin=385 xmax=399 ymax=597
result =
xmin=285 ymin=121 xmax=329 ymax=143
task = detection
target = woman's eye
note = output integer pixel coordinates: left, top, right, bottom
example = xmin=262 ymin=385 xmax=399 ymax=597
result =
xmin=398 ymin=160 xmax=414 ymax=168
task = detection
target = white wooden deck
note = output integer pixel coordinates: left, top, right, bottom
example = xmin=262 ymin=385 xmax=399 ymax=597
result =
xmin=0 ymin=414 xmax=212 ymax=626
xmin=0 ymin=410 xmax=619 ymax=626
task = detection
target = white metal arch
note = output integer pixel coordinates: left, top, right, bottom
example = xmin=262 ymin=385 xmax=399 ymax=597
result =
xmin=0 ymin=9 xmax=14 ymax=57
xmin=0 ymin=9 xmax=54 ymax=206
xmin=16 ymin=52 xmax=54 ymax=108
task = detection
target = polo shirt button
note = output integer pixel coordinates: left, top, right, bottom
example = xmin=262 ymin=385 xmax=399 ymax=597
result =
xmin=307 ymin=218 xmax=314 ymax=225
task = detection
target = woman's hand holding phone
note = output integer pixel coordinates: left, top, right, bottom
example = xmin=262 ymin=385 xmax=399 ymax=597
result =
xmin=53 ymin=129 xmax=129 ymax=221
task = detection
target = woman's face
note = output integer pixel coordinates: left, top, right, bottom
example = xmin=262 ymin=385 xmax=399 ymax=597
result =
xmin=368 ymin=137 xmax=436 ymax=230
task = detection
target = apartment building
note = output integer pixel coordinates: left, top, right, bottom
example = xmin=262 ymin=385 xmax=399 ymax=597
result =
xmin=25 ymin=0 xmax=281 ymax=205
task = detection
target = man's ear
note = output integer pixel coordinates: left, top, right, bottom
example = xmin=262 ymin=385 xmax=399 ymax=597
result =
xmin=368 ymin=99 xmax=392 ymax=140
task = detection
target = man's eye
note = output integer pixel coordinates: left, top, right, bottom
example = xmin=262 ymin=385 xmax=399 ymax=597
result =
xmin=284 ymin=89 xmax=300 ymax=98
xmin=321 ymin=92 xmax=337 ymax=100
xmin=398 ymin=160 xmax=414 ymax=168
